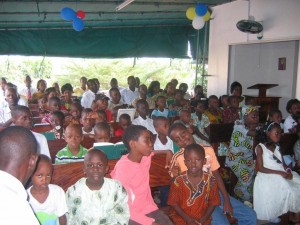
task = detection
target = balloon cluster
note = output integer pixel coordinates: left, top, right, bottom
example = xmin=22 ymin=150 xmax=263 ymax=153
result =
xmin=186 ymin=3 xmax=210 ymax=30
xmin=60 ymin=7 xmax=86 ymax=32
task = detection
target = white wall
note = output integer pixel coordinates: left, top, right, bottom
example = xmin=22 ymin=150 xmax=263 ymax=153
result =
xmin=208 ymin=0 xmax=300 ymax=115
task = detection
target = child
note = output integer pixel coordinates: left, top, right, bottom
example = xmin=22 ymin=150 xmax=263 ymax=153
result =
xmin=151 ymin=95 xmax=169 ymax=119
xmin=80 ymin=108 xmax=95 ymax=137
xmin=132 ymin=99 xmax=156 ymax=134
xmin=266 ymin=109 xmax=283 ymax=131
xmin=219 ymin=94 xmax=229 ymax=110
xmin=254 ymin=122 xmax=300 ymax=223
xmin=60 ymin=83 xmax=73 ymax=111
xmin=108 ymin=87 xmax=124 ymax=110
xmin=55 ymin=124 xmax=88 ymax=164
xmin=94 ymin=122 xmax=111 ymax=143
xmin=94 ymin=94 xmax=113 ymax=122
xmin=132 ymin=84 xmax=155 ymax=110
xmin=153 ymin=116 xmax=174 ymax=153
xmin=168 ymin=143 xmax=220 ymax=225
xmin=27 ymin=155 xmax=67 ymax=225
xmin=223 ymin=95 xmax=240 ymax=123
xmin=204 ymin=95 xmax=223 ymax=124
xmin=168 ymin=122 xmax=257 ymax=225
xmin=283 ymin=99 xmax=300 ymax=133
xmin=111 ymin=125 xmax=173 ymax=225
xmin=66 ymin=149 xmax=130 ymax=225
xmin=95 ymin=110 xmax=107 ymax=123
xmin=114 ymin=113 xmax=131 ymax=137
xmin=37 ymin=95 xmax=49 ymax=117
xmin=294 ymin=124 xmax=300 ymax=168
xmin=42 ymin=96 xmax=61 ymax=124
xmin=65 ymin=102 xmax=82 ymax=125
xmin=49 ymin=110 xmax=65 ymax=139
xmin=168 ymin=89 xmax=188 ymax=117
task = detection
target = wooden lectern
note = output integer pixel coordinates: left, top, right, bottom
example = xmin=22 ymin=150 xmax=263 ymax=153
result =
xmin=244 ymin=84 xmax=280 ymax=122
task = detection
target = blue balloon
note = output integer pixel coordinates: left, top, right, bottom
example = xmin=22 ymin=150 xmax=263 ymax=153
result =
xmin=195 ymin=3 xmax=207 ymax=17
xmin=60 ymin=7 xmax=76 ymax=21
xmin=72 ymin=17 xmax=84 ymax=31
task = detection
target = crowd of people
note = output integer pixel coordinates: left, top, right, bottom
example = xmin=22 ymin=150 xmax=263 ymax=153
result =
xmin=0 ymin=74 xmax=300 ymax=225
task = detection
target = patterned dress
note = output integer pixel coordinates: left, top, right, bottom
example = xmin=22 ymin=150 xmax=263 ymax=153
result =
xmin=168 ymin=171 xmax=220 ymax=225
xmin=226 ymin=120 xmax=255 ymax=201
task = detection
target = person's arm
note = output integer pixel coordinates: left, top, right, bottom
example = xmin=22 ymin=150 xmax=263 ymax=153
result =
xmin=171 ymin=205 xmax=200 ymax=225
xmin=193 ymin=126 xmax=209 ymax=142
xmin=256 ymin=145 xmax=291 ymax=179
xmin=212 ymin=170 xmax=233 ymax=214
xmin=59 ymin=215 xmax=67 ymax=225
xmin=153 ymin=150 xmax=173 ymax=168
xmin=0 ymin=118 xmax=12 ymax=129
xmin=198 ymin=205 xmax=217 ymax=225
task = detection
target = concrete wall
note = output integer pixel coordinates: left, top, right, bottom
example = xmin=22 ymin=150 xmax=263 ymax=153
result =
xmin=207 ymin=0 xmax=300 ymax=116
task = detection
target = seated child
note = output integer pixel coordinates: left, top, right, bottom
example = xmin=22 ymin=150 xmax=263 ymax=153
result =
xmin=151 ymin=95 xmax=169 ymax=119
xmin=168 ymin=143 xmax=220 ymax=225
xmin=114 ymin=113 xmax=131 ymax=137
xmin=37 ymin=95 xmax=49 ymax=117
xmin=294 ymin=124 xmax=300 ymax=169
xmin=65 ymin=102 xmax=82 ymax=125
xmin=111 ymin=125 xmax=173 ymax=225
xmin=132 ymin=84 xmax=155 ymax=110
xmin=219 ymin=94 xmax=229 ymax=110
xmin=41 ymin=96 xmax=61 ymax=124
xmin=94 ymin=94 xmax=113 ymax=122
xmin=153 ymin=116 xmax=174 ymax=153
xmin=168 ymin=89 xmax=188 ymax=117
xmin=95 ymin=110 xmax=107 ymax=123
xmin=60 ymin=83 xmax=73 ymax=111
xmin=283 ymin=99 xmax=300 ymax=133
xmin=254 ymin=122 xmax=300 ymax=223
xmin=27 ymin=155 xmax=67 ymax=225
xmin=223 ymin=95 xmax=240 ymax=123
xmin=266 ymin=109 xmax=283 ymax=131
xmin=108 ymin=88 xmax=124 ymax=111
xmin=80 ymin=108 xmax=96 ymax=137
xmin=168 ymin=122 xmax=257 ymax=225
xmin=132 ymin=99 xmax=156 ymax=135
xmin=94 ymin=122 xmax=111 ymax=143
xmin=49 ymin=110 xmax=65 ymax=139
xmin=55 ymin=124 xmax=88 ymax=164
xmin=66 ymin=150 xmax=130 ymax=224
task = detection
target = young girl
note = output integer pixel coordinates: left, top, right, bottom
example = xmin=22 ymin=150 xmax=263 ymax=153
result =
xmin=168 ymin=143 xmax=220 ymax=225
xmin=49 ymin=111 xmax=65 ymax=139
xmin=65 ymin=102 xmax=82 ymax=125
xmin=254 ymin=122 xmax=300 ymax=223
xmin=37 ymin=96 xmax=49 ymax=117
xmin=41 ymin=96 xmax=61 ymax=124
xmin=27 ymin=155 xmax=67 ymax=225
xmin=266 ymin=109 xmax=283 ymax=131
xmin=32 ymin=79 xmax=47 ymax=103
xmin=111 ymin=125 xmax=173 ymax=225
xmin=223 ymin=95 xmax=240 ymax=123
xmin=151 ymin=95 xmax=169 ymax=119
xmin=66 ymin=150 xmax=130 ymax=225
xmin=204 ymin=95 xmax=223 ymax=124
xmin=114 ymin=113 xmax=131 ymax=137
xmin=60 ymin=83 xmax=73 ymax=111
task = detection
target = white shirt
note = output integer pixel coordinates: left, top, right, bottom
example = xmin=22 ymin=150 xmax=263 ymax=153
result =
xmin=81 ymin=89 xmax=96 ymax=109
xmin=32 ymin=131 xmax=51 ymax=159
xmin=0 ymin=170 xmax=40 ymax=225
xmin=120 ymin=88 xmax=139 ymax=105
xmin=0 ymin=103 xmax=12 ymax=123
xmin=132 ymin=116 xmax=157 ymax=134
xmin=19 ymin=86 xmax=37 ymax=99
xmin=27 ymin=184 xmax=68 ymax=223
xmin=283 ymin=115 xmax=297 ymax=133
xmin=82 ymin=127 xmax=95 ymax=135
xmin=154 ymin=136 xmax=174 ymax=153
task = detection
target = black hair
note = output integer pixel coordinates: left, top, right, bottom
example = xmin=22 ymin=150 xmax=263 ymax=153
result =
xmin=168 ymin=122 xmax=186 ymax=136
xmin=196 ymin=100 xmax=208 ymax=109
xmin=33 ymin=154 xmax=52 ymax=174
xmin=81 ymin=108 xmax=93 ymax=117
xmin=45 ymin=87 xmax=56 ymax=96
xmin=49 ymin=96 xmax=60 ymax=104
xmin=123 ymin=125 xmax=147 ymax=151
xmin=119 ymin=113 xmax=131 ymax=122
xmin=52 ymin=110 xmax=65 ymax=121
xmin=184 ymin=143 xmax=205 ymax=159
xmin=148 ymin=81 xmax=160 ymax=96
xmin=136 ymin=99 xmax=148 ymax=108
xmin=219 ymin=94 xmax=228 ymax=107
xmin=95 ymin=94 xmax=109 ymax=101
xmin=230 ymin=81 xmax=242 ymax=94
xmin=1 ymin=77 xmax=7 ymax=83
xmin=85 ymin=149 xmax=108 ymax=164
xmin=286 ymin=99 xmax=300 ymax=113
xmin=11 ymin=105 xmax=30 ymax=118
xmin=80 ymin=76 xmax=87 ymax=82
xmin=94 ymin=122 xmax=110 ymax=133
xmin=268 ymin=109 xmax=282 ymax=118
xmin=97 ymin=110 xmax=107 ymax=121
xmin=36 ymin=79 xmax=46 ymax=91
xmin=61 ymin=83 xmax=73 ymax=94
xmin=153 ymin=116 xmax=168 ymax=128
xmin=71 ymin=102 xmax=83 ymax=111
xmin=258 ymin=121 xmax=281 ymax=144
xmin=109 ymin=87 xmax=120 ymax=95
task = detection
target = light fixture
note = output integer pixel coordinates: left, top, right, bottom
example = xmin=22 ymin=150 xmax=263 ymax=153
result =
xmin=116 ymin=0 xmax=135 ymax=11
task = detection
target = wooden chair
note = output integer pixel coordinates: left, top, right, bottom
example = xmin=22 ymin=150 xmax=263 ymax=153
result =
xmin=31 ymin=124 xmax=52 ymax=133
xmin=51 ymin=154 xmax=171 ymax=192
xmin=47 ymin=139 xmax=67 ymax=163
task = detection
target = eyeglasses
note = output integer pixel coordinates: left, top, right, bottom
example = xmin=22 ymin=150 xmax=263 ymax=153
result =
xmin=272 ymin=154 xmax=282 ymax=164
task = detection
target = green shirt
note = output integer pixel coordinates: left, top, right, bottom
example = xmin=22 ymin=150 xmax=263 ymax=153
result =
xmin=55 ymin=145 xmax=88 ymax=164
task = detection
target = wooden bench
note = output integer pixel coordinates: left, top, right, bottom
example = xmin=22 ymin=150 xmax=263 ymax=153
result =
xmin=32 ymin=124 xmax=52 ymax=133
xmin=51 ymin=154 xmax=171 ymax=192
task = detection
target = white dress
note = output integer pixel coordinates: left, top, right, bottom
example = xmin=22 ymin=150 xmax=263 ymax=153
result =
xmin=254 ymin=143 xmax=300 ymax=220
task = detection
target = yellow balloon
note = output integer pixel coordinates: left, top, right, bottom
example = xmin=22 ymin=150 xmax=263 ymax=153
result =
xmin=186 ymin=7 xmax=197 ymax=20
xmin=203 ymin=11 xmax=211 ymax=21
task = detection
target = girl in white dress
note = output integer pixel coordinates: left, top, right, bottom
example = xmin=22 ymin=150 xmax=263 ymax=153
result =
xmin=254 ymin=122 xmax=300 ymax=224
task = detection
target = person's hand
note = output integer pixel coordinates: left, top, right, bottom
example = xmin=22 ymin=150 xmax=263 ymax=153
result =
xmin=280 ymin=171 xmax=290 ymax=179
xmin=169 ymin=162 xmax=179 ymax=177
xmin=223 ymin=198 xmax=233 ymax=215
xmin=165 ymin=150 xmax=173 ymax=169
xmin=286 ymin=170 xmax=293 ymax=180
xmin=86 ymin=112 xmax=99 ymax=119
xmin=185 ymin=216 xmax=201 ymax=225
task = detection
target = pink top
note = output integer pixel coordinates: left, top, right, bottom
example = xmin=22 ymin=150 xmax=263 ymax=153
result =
xmin=111 ymin=152 xmax=157 ymax=225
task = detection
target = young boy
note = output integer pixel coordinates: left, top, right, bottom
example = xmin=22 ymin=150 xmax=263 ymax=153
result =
xmin=55 ymin=124 xmax=88 ymax=164
xmin=66 ymin=150 xmax=130 ymax=224
xmin=151 ymin=95 xmax=169 ymax=119
xmin=153 ymin=116 xmax=174 ymax=153
xmin=94 ymin=122 xmax=111 ymax=143
xmin=42 ymin=96 xmax=61 ymax=124
xmin=65 ymin=102 xmax=82 ymax=125
xmin=49 ymin=110 xmax=65 ymax=139
xmin=114 ymin=113 xmax=131 ymax=137
xmin=80 ymin=108 xmax=95 ymax=137
xmin=132 ymin=99 xmax=156 ymax=135
xmin=27 ymin=155 xmax=67 ymax=225
xmin=111 ymin=125 xmax=173 ymax=225
xmin=168 ymin=144 xmax=220 ymax=225
xmin=168 ymin=123 xmax=257 ymax=225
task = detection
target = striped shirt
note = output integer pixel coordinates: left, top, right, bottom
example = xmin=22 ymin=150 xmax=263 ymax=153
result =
xmin=55 ymin=145 xmax=88 ymax=164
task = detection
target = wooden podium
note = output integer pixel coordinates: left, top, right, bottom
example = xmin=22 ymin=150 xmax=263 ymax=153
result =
xmin=245 ymin=84 xmax=280 ymax=122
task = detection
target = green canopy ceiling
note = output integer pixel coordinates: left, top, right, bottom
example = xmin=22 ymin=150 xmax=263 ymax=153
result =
xmin=0 ymin=0 xmax=229 ymax=58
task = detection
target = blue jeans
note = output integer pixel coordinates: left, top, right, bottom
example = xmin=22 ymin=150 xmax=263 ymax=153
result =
xmin=212 ymin=192 xmax=257 ymax=225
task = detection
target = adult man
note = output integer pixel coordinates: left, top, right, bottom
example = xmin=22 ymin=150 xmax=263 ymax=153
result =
xmin=81 ymin=79 xmax=100 ymax=108
xmin=19 ymin=75 xmax=36 ymax=102
xmin=0 ymin=126 xmax=40 ymax=225
xmin=120 ymin=76 xmax=139 ymax=105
